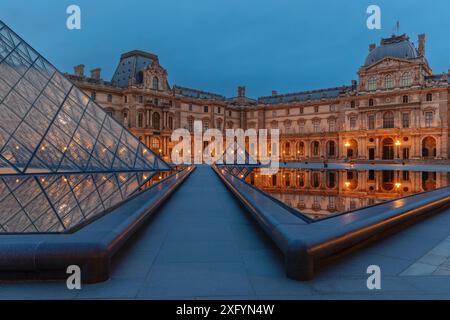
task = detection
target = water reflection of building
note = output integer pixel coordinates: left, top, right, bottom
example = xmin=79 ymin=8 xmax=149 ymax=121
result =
xmin=66 ymin=33 xmax=450 ymax=163
xmin=246 ymin=169 xmax=450 ymax=219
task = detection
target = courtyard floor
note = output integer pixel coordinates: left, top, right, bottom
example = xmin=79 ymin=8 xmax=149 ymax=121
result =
xmin=1 ymin=165 xmax=450 ymax=299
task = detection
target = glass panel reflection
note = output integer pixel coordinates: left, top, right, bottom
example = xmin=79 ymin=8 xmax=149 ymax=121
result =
xmin=246 ymin=168 xmax=450 ymax=221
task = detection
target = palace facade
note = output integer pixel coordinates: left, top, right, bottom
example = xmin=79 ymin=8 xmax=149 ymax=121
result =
xmin=66 ymin=33 xmax=450 ymax=163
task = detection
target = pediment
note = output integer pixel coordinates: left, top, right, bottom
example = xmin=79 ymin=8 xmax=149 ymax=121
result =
xmin=363 ymin=57 xmax=416 ymax=72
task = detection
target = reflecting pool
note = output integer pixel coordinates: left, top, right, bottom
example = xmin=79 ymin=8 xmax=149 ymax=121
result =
xmin=245 ymin=168 xmax=450 ymax=220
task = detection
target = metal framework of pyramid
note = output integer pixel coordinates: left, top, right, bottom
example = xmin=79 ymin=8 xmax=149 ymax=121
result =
xmin=0 ymin=20 xmax=170 ymax=233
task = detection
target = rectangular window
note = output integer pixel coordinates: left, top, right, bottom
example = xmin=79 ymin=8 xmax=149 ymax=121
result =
xmin=139 ymin=95 xmax=143 ymax=103
xmin=188 ymin=104 xmax=193 ymax=111
xmin=329 ymin=120 xmax=336 ymax=132
xmin=425 ymin=112 xmax=433 ymax=127
xmin=217 ymin=107 xmax=221 ymax=114
xmin=314 ymin=106 xmax=319 ymax=113
xmin=299 ymin=107 xmax=304 ymax=114
xmin=204 ymin=106 xmax=209 ymax=113
xmin=368 ymin=170 xmax=375 ymax=181
xmin=313 ymin=122 xmax=320 ymax=133
xmin=350 ymin=117 xmax=357 ymax=130
xmin=368 ymin=115 xmax=375 ymax=130
xmin=91 ymin=91 xmax=96 ymax=101
xmin=124 ymin=96 xmax=128 ymax=103
xmin=107 ymin=94 xmax=112 ymax=103
xmin=188 ymin=118 xmax=194 ymax=132
xmin=402 ymin=113 xmax=410 ymax=128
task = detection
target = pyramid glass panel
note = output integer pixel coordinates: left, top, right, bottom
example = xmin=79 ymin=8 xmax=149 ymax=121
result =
xmin=0 ymin=20 xmax=171 ymax=233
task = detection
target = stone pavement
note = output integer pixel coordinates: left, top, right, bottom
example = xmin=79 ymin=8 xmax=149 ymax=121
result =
xmin=1 ymin=165 xmax=450 ymax=299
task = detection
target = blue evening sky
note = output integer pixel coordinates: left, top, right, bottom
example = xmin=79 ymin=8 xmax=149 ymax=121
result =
xmin=1 ymin=0 xmax=449 ymax=98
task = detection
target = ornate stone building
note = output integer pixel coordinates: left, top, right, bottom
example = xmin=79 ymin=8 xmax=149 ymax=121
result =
xmin=66 ymin=33 xmax=450 ymax=163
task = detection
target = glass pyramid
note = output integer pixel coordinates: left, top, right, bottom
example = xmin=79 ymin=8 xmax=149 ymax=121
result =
xmin=0 ymin=20 xmax=170 ymax=233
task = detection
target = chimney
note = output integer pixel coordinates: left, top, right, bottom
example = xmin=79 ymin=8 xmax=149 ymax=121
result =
xmin=272 ymin=90 xmax=278 ymax=96
xmin=74 ymin=64 xmax=85 ymax=77
xmin=369 ymin=43 xmax=376 ymax=52
xmin=418 ymin=34 xmax=425 ymax=57
xmin=90 ymin=68 xmax=101 ymax=80
xmin=238 ymin=86 xmax=246 ymax=97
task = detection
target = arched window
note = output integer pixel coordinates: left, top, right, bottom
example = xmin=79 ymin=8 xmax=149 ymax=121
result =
xmin=327 ymin=141 xmax=336 ymax=157
xmin=151 ymin=137 xmax=161 ymax=151
xmin=152 ymin=112 xmax=160 ymax=130
xmin=384 ymin=75 xmax=393 ymax=89
xmin=312 ymin=141 xmax=320 ymax=157
xmin=401 ymin=73 xmax=412 ymax=87
xmin=383 ymin=111 xmax=395 ymax=128
xmin=152 ymin=76 xmax=159 ymax=90
xmin=284 ymin=142 xmax=291 ymax=156
xmin=368 ymin=77 xmax=377 ymax=91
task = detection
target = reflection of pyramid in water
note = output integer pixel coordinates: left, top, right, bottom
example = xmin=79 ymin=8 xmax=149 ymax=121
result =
xmin=0 ymin=20 xmax=170 ymax=233
xmin=216 ymin=142 xmax=258 ymax=180
xmin=0 ymin=20 xmax=169 ymax=174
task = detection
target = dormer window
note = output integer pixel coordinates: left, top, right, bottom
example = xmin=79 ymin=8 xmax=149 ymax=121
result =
xmin=368 ymin=77 xmax=377 ymax=91
xmin=384 ymin=75 xmax=394 ymax=89
xmin=401 ymin=73 xmax=412 ymax=87
xmin=152 ymin=76 xmax=159 ymax=90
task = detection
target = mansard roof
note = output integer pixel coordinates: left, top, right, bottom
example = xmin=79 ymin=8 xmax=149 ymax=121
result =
xmin=111 ymin=50 xmax=158 ymax=88
xmin=172 ymin=85 xmax=225 ymax=101
xmin=258 ymin=86 xmax=352 ymax=105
